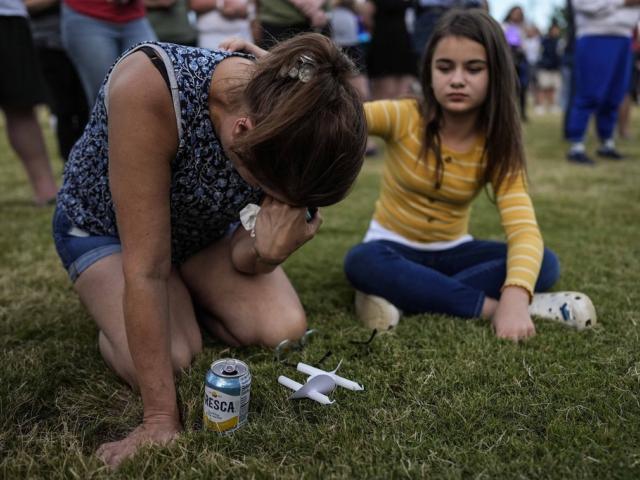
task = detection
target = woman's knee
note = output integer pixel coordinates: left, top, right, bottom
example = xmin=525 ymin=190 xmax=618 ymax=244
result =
xmin=536 ymin=248 xmax=561 ymax=292
xmin=254 ymin=307 xmax=307 ymax=348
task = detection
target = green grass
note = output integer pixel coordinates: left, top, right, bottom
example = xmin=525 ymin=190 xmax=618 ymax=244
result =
xmin=1 ymin=112 xmax=640 ymax=479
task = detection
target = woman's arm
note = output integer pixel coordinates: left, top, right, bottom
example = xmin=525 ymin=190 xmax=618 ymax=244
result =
xmin=230 ymin=197 xmax=322 ymax=274
xmin=100 ymin=52 xmax=181 ymax=467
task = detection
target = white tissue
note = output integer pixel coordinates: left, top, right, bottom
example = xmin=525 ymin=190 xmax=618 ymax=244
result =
xmin=239 ymin=203 xmax=261 ymax=232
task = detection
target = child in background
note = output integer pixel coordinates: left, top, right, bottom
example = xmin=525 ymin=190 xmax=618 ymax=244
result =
xmin=536 ymin=22 xmax=563 ymax=114
xmin=344 ymin=10 xmax=596 ymax=341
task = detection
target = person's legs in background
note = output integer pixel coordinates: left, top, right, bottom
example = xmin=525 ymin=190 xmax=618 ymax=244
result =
xmin=36 ymin=46 xmax=89 ymax=160
xmin=517 ymin=57 xmax=530 ymax=121
xmin=2 ymin=106 xmax=58 ymax=205
xmin=0 ymin=15 xmax=57 ymax=205
xmin=411 ymin=7 xmax=447 ymax=65
xmin=565 ymin=36 xmax=627 ymax=165
xmin=617 ymin=93 xmax=633 ymax=140
xmin=617 ymin=50 xmax=639 ymax=139
xmin=61 ymin=5 xmax=125 ymax=106
xmin=118 ymin=16 xmax=157 ymax=53
xmin=565 ymin=37 xmax=602 ymax=164
xmin=341 ymin=45 xmax=378 ymax=155
xmin=594 ymin=36 xmax=632 ymax=159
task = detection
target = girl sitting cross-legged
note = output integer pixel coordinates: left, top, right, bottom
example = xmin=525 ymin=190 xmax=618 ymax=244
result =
xmin=344 ymin=10 xmax=596 ymax=340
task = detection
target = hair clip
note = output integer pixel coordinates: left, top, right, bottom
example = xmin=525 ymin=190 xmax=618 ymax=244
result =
xmin=280 ymin=54 xmax=317 ymax=83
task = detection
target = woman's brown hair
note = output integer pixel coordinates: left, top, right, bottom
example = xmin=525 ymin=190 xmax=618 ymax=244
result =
xmin=232 ymin=33 xmax=367 ymax=207
xmin=420 ymin=9 xmax=525 ymax=192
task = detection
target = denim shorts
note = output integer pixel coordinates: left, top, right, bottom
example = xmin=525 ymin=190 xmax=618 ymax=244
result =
xmin=52 ymin=206 xmax=121 ymax=282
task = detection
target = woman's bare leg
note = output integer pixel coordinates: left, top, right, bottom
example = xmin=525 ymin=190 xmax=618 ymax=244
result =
xmin=73 ymin=253 xmax=202 ymax=387
xmin=2 ymin=106 xmax=58 ymax=204
xmin=180 ymin=235 xmax=307 ymax=348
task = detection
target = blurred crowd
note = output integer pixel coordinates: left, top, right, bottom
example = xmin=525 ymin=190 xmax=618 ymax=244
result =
xmin=1 ymin=0 xmax=639 ymax=204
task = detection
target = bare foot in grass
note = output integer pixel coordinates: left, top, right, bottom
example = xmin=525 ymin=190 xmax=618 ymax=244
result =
xmin=96 ymin=418 xmax=181 ymax=469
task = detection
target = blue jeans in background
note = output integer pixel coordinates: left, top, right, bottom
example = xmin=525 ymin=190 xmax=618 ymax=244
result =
xmin=565 ymin=35 xmax=632 ymax=143
xmin=61 ymin=4 xmax=156 ymax=106
xmin=344 ymin=240 xmax=560 ymax=318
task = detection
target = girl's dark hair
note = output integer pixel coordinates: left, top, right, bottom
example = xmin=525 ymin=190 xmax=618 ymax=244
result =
xmin=420 ymin=9 xmax=525 ymax=192
xmin=232 ymin=33 xmax=367 ymax=207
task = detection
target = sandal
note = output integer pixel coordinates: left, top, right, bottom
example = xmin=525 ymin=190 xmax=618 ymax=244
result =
xmin=529 ymin=292 xmax=597 ymax=330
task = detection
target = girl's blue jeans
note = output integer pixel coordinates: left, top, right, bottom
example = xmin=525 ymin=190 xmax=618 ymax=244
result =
xmin=344 ymin=240 xmax=560 ymax=318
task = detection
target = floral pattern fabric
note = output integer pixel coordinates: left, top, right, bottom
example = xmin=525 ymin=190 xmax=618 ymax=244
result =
xmin=57 ymin=42 xmax=262 ymax=263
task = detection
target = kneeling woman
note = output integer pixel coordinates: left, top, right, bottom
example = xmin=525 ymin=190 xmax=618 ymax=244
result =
xmin=52 ymin=34 xmax=365 ymax=467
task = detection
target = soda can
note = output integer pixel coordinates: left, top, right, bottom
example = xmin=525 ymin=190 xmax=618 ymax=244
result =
xmin=203 ymin=358 xmax=251 ymax=434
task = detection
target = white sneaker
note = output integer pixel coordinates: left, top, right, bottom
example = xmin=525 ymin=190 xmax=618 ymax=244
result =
xmin=354 ymin=291 xmax=401 ymax=331
xmin=529 ymin=292 xmax=597 ymax=330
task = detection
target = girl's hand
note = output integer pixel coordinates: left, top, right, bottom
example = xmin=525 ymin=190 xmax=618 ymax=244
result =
xmin=253 ymin=196 xmax=322 ymax=265
xmin=96 ymin=415 xmax=181 ymax=469
xmin=218 ymin=37 xmax=268 ymax=59
xmin=492 ymin=286 xmax=536 ymax=341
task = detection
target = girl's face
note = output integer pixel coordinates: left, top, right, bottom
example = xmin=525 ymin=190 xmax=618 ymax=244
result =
xmin=431 ymin=35 xmax=489 ymax=117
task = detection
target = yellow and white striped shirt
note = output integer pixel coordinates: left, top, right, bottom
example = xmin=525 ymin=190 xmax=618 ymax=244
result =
xmin=365 ymin=99 xmax=543 ymax=297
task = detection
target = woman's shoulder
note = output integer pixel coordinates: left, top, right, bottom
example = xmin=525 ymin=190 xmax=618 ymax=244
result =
xmin=107 ymin=50 xmax=179 ymax=143
xmin=108 ymin=50 xmax=172 ymax=105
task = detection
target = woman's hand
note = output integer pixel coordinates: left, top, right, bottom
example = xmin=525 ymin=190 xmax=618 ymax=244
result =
xmin=253 ymin=197 xmax=321 ymax=265
xmin=96 ymin=415 xmax=181 ymax=469
xmin=492 ymin=286 xmax=536 ymax=341
xmin=219 ymin=0 xmax=248 ymax=18
xmin=218 ymin=37 xmax=268 ymax=59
